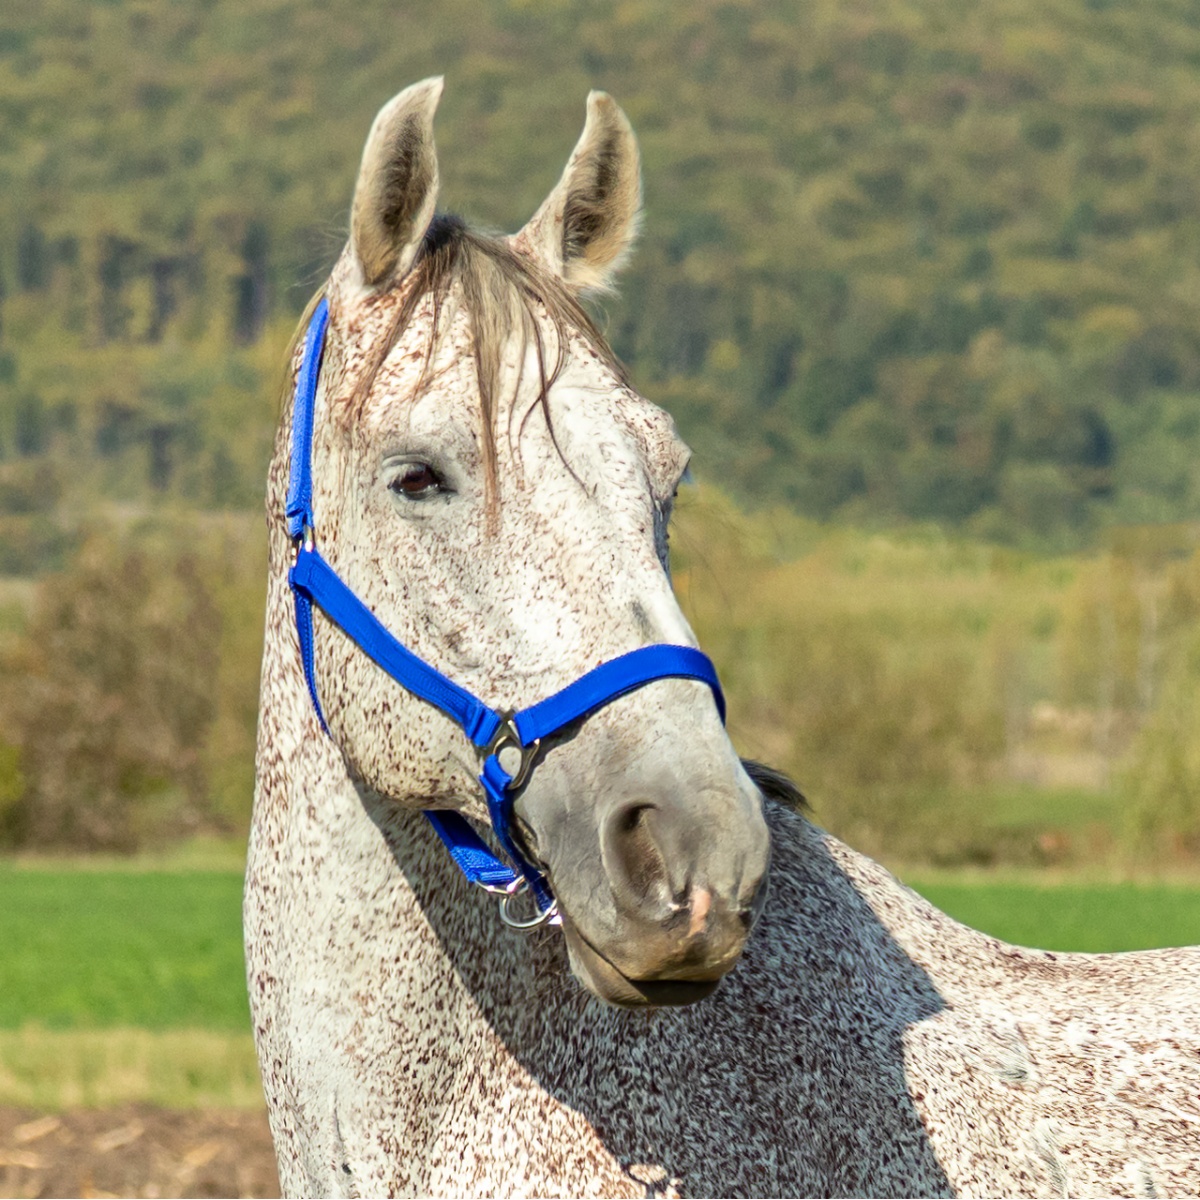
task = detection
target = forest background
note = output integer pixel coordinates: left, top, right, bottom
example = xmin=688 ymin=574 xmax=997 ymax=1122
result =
xmin=3 ymin=0 xmax=1200 ymax=872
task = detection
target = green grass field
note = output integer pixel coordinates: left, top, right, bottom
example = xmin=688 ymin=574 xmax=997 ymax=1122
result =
xmin=3 ymin=863 xmax=1197 ymax=1035
xmin=906 ymin=878 xmax=1200 ymax=953
xmin=0 ymin=860 xmax=1196 ymax=1108
xmin=0 ymin=867 xmax=248 ymax=1030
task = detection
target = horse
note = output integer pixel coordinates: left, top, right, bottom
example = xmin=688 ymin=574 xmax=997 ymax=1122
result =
xmin=245 ymin=78 xmax=1200 ymax=1198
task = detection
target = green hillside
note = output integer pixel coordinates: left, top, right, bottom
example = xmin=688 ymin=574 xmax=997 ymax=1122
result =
xmin=5 ymin=0 xmax=1200 ymax=558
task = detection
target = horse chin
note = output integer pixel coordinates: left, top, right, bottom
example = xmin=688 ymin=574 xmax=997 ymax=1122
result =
xmin=559 ymin=916 xmax=728 ymax=1009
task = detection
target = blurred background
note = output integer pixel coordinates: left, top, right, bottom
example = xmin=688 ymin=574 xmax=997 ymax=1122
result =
xmin=1 ymin=0 xmax=1199 ymax=1193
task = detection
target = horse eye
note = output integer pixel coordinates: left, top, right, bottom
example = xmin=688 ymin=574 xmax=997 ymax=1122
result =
xmin=390 ymin=463 xmax=444 ymax=499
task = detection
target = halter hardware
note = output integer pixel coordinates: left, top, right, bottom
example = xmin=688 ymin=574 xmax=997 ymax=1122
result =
xmin=497 ymin=878 xmax=562 ymax=929
xmin=291 ymin=524 xmax=315 ymax=565
xmin=486 ymin=711 xmax=541 ymax=792
xmin=284 ymin=296 xmax=726 ymax=927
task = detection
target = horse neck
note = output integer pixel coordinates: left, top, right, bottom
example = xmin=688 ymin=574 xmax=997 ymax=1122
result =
xmin=249 ymin=496 xmax=546 ymax=1006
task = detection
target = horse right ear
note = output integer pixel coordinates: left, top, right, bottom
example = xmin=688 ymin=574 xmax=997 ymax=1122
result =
xmin=349 ymin=77 xmax=443 ymax=289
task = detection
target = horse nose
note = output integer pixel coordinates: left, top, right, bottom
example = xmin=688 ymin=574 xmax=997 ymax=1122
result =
xmin=600 ymin=796 xmax=766 ymax=964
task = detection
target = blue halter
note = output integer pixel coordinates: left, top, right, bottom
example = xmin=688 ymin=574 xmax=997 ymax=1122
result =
xmin=285 ymin=296 xmax=725 ymax=923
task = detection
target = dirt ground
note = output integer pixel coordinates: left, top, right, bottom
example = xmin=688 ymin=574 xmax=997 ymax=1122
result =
xmin=0 ymin=1106 xmax=279 ymax=1199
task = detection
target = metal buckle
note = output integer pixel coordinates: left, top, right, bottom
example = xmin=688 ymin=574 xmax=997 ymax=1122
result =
xmin=497 ymin=878 xmax=561 ymax=929
xmin=478 ymin=712 xmax=553 ymax=931
xmin=486 ymin=710 xmax=541 ymax=791
xmin=291 ymin=524 xmax=315 ymax=566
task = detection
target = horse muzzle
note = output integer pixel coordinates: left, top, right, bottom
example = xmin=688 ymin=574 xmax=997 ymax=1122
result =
xmin=544 ymin=794 xmax=771 ymax=1008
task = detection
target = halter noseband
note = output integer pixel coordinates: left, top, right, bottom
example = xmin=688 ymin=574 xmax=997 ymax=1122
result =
xmin=284 ymin=296 xmax=725 ymax=926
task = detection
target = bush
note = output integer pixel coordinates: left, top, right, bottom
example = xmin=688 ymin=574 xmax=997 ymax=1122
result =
xmin=0 ymin=531 xmax=221 ymax=850
xmin=1121 ymin=623 xmax=1200 ymax=860
xmin=0 ymin=514 xmax=76 ymax=576
xmin=671 ymin=493 xmax=1010 ymax=863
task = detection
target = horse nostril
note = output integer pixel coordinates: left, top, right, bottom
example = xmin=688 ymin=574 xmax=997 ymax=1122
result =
xmin=602 ymin=802 xmax=676 ymax=913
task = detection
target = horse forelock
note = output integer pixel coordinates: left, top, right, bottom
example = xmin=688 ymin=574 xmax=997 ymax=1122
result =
xmin=276 ymin=214 xmax=629 ymax=509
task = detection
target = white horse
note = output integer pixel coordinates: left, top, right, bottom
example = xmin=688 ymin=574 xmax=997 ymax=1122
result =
xmin=246 ymin=79 xmax=1200 ymax=1198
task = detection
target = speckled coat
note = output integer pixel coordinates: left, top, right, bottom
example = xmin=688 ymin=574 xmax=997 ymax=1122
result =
xmin=248 ymin=748 xmax=1200 ymax=1198
xmin=245 ymin=80 xmax=1200 ymax=1199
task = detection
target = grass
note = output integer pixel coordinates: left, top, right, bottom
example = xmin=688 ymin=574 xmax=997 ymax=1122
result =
xmin=905 ymin=878 xmax=1200 ymax=953
xmin=0 ymin=858 xmax=260 ymax=1109
xmin=0 ymin=866 xmax=248 ymax=1030
xmin=0 ymin=857 xmax=1195 ymax=1109
xmin=2 ymin=858 xmax=1196 ymax=1036
xmin=0 ymin=1027 xmax=263 ymax=1110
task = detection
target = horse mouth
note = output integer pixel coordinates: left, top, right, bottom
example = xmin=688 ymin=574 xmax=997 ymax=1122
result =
xmin=558 ymin=915 xmax=730 ymax=1008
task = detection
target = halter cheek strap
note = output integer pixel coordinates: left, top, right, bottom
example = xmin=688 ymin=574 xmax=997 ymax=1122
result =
xmin=284 ymin=296 xmax=726 ymax=924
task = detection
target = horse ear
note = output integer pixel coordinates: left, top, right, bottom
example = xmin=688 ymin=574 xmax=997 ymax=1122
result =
xmin=350 ymin=77 xmax=443 ymax=289
xmin=513 ymin=91 xmax=642 ymax=295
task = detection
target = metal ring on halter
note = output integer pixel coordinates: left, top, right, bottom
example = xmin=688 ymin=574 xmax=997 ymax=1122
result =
xmin=486 ymin=711 xmax=541 ymax=791
xmin=291 ymin=523 xmax=316 ymax=565
xmin=498 ymin=879 xmax=560 ymax=929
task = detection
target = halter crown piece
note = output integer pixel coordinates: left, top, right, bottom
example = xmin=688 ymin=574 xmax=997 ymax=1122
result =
xmin=285 ymin=297 xmax=726 ymax=927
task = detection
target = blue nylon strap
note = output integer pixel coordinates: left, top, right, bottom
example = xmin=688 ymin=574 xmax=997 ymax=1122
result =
xmin=423 ymin=810 xmax=519 ymax=889
xmin=283 ymin=298 xmax=729 ymax=920
xmin=480 ymin=754 xmax=555 ymax=910
xmin=289 ymin=545 xmax=504 ymax=748
xmin=288 ymin=544 xmax=537 ymax=899
xmin=293 ymin=589 xmax=330 ymax=735
xmin=288 ymin=541 xmax=722 ymax=912
xmin=512 ymin=644 xmax=725 ymax=743
xmin=285 ymin=296 xmax=330 ymax=540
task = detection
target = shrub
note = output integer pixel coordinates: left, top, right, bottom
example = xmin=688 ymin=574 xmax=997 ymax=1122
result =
xmin=1121 ymin=640 xmax=1200 ymax=859
xmin=0 ymin=531 xmax=220 ymax=850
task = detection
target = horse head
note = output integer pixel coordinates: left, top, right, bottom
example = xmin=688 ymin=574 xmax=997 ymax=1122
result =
xmin=273 ymin=77 xmax=770 ymax=1007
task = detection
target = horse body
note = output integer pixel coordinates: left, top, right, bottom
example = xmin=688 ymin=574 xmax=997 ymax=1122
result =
xmin=248 ymin=721 xmax=1200 ymax=1197
xmin=247 ymin=79 xmax=1200 ymax=1197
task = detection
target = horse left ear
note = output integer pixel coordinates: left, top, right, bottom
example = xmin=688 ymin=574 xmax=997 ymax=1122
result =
xmin=350 ymin=77 xmax=443 ymax=289
xmin=512 ymin=91 xmax=642 ymax=295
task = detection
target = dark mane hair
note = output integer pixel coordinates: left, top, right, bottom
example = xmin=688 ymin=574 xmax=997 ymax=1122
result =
xmin=741 ymin=759 xmax=809 ymax=811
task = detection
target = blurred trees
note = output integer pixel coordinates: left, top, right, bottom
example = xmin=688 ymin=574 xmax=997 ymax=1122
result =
xmin=7 ymin=1 xmax=1200 ymax=861
xmin=672 ymin=494 xmax=1013 ymax=864
xmin=5 ymin=0 xmax=1200 ymax=545
xmin=1114 ymin=537 xmax=1200 ymax=858
xmin=671 ymin=492 xmax=1200 ymax=868
xmin=2 ymin=490 xmax=1200 ymax=866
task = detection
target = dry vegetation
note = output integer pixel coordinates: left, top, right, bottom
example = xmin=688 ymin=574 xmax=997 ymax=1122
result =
xmin=0 ymin=1030 xmax=262 ymax=1112
xmin=1 ymin=493 xmax=1198 ymax=870
xmin=672 ymin=491 xmax=1200 ymax=868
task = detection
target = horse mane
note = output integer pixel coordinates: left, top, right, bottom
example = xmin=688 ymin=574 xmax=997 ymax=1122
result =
xmin=741 ymin=758 xmax=809 ymax=811
xmin=279 ymin=214 xmax=629 ymax=505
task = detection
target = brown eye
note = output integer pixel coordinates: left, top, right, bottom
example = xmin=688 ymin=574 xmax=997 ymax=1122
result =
xmin=389 ymin=463 xmax=445 ymax=499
